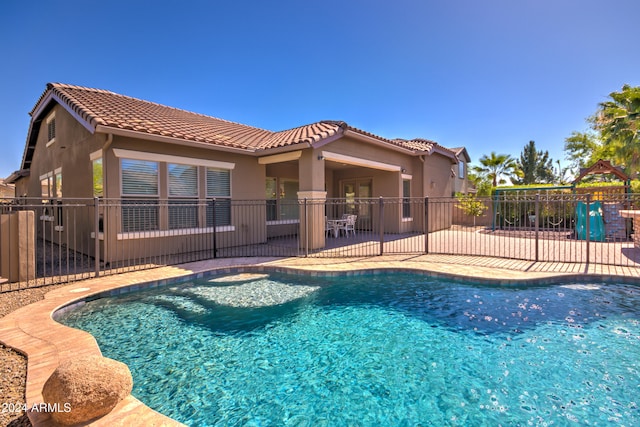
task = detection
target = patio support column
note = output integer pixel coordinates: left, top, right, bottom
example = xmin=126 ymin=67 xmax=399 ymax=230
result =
xmin=298 ymin=150 xmax=326 ymax=251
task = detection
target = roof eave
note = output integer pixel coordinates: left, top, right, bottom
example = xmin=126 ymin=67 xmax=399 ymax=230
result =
xmin=415 ymin=146 xmax=458 ymax=162
xmin=95 ymin=125 xmax=258 ymax=155
xmin=258 ymin=142 xmax=313 ymax=156
xmin=32 ymin=90 xmax=97 ymax=134
xmin=5 ymin=169 xmax=30 ymax=184
xmin=344 ymin=129 xmax=415 ymax=155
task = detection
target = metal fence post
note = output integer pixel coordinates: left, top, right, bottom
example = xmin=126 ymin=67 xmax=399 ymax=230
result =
xmin=379 ymin=196 xmax=384 ymax=255
xmin=585 ymin=193 xmax=591 ymax=264
xmin=534 ymin=193 xmax=540 ymax=262
xmin=94 ymin=197 xmax=100 ymax=277
xmin=304 ymin=198 xmax=309 ymax=257
xmin=211 ymin=198 xmax=217 ymax=259
xmin=424 ymin=196 xmax=429 ymax=254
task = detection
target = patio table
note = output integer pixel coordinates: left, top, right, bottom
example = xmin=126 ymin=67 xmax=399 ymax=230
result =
xmin=326 ymin=219 xmax=347 ymax=238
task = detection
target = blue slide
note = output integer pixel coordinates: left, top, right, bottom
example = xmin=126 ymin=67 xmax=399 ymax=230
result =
xmin=575 ymin=201 xmax=605 ymax=241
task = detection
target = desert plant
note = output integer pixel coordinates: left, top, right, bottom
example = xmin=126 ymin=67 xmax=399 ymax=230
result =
xmin=456 ymin=193 xmax=488 ymax=226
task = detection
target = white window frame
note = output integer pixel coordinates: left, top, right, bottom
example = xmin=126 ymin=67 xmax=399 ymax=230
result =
xmin=39 ymin=169 xmax=64 ymax=231
xmin=90 ymin=150 xmax=104 ymax=198
xmin=402 ymin=174 xmax=413 ymax=222
xmin=111 ymin=150 xmax=237 ymax=239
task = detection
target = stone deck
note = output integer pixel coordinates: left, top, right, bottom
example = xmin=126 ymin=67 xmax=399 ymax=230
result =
xmin=2 ymin=254 xmax=640 ymax=426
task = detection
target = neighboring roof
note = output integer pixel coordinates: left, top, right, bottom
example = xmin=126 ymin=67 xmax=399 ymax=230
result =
xmin=19 ymin=83 xmax=460 ymax=171
xmin=573 ymin=159 xmax=629 ymax=184
xmin=392 ymin=138 xmax=458 ymax=160
xmin=5 ymin=169 xmax=29 ymax=185
xmin=451 ymin=147 xmax=471 ymax=163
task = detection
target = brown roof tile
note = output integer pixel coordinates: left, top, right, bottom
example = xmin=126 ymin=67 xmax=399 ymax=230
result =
xmin=392 ymin=138 xmax=457 ymax=158
xmin=28 ymin=83 xmax=455 ymax=160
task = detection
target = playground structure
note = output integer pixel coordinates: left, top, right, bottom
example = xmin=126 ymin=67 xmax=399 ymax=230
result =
xmin=492 ymin=160 xmax=633 ymax=242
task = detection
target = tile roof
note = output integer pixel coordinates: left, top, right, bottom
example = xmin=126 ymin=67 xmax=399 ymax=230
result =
xmin=392 ymin=138 xmax=457 ymax=158
xmin=29 ymin=83 xmax=456 ymax=159
xmin=38 ymin=83 xmax=275 ymax=150
xmin=259 ymin=121 xmax=344 ymax=149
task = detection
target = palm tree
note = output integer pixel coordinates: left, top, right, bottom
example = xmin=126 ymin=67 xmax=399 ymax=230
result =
xmin=595 ymin=84 xmax=640 ymax=174
xmin=472 ymin=152 xmax=519 ymax=187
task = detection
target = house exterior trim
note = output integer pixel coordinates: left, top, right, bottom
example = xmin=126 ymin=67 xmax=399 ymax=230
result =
xmin=258 ymin=150 xmax=302 ymax=165
xmin=96 ymin=126 xmax=256 ymax=155
xmin=322 ymin=151 xmax=402 ymax=172
xmin=112 ymin=149 xmax=236 ymax=169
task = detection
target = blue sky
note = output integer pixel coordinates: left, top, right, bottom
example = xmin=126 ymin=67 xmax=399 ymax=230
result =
xmin=1 ymin=0 xmax=639 ymax=179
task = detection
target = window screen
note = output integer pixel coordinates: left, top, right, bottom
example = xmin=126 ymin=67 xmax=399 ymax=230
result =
xmin=169 ymin=164 xmax=198 ymax=197
xmin=121 ymin=159 xmax=158 ymax=196
xmin=121 ymin=159 xmax=159 ymax=232
xmin=206 ymin=168 xmax=230 ymax=197
xmin=402 ymin=179 xmax=411 ymax=218
xmin=206 ymin=167 xmax=231 ymax=227
xmin=168 ymin=164 xmax=198 ymax=229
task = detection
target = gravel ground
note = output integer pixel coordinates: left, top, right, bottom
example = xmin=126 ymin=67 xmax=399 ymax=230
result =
xmin=0 ymin=284 xmax=67 ymax=427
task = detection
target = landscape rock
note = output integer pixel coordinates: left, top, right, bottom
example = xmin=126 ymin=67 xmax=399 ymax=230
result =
xmin=41 ymin=355 xmax=133 ymax=425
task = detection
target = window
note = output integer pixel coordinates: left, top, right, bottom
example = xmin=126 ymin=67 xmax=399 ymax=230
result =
xmin=54 ymin=170 xmax=63 ymax=229
xmin=121 ymin=159 xmax=158 ymax=196
xmin=168 ymin=163 xmax=198 ymax=229
xmin=41 ymin=174 xmax=53 ymax=198
xmin=92 ymin=157 xmax=103 ymax=197
xmin=206 ymin=167 xmax=231 ymax=227
xmin=39 ymin=170 xmax=62 ymax=199
xmin=46 ymin=113 xmax=56 ymax=146
xmin=265 ymin=178 xmax=299 ymax=221
xmin=278 ymin=179 xmax=299 ymax=220
xmin=55 ymin=170 xmax=62 ymax=198
xmin=402 ymin=179 xmax=411 ymax=219
xmin=458 ymin=161 xmax=465 ymax=179
xmin=39 ymin=169 xmax=63 ymax=229
xmin=266 ymin=177 xmax=277 ymax=221
xmin=121 ymin=159 xmax=159 ymax=232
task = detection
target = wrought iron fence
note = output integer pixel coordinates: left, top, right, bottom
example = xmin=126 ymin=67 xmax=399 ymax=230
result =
xmin=1 ymin=193 xmax=639 ymax=292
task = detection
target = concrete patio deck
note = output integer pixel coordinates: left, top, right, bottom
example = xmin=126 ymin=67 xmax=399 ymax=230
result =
xmin=2 ymin=254 xmax=640 ymax=426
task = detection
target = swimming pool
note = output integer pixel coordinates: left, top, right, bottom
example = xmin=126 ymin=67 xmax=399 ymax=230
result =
xmin=57 ymin=271 xmax=640 ymax=426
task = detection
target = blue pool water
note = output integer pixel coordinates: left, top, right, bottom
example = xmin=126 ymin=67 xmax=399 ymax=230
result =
xmin=57 ymin=272 xmax=640 ymax=426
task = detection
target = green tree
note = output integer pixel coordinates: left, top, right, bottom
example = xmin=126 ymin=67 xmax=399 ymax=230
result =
xmin=554 ymin=160 xmax=571 ymax=185
xmin=513 ymin=140 xmax=555 ymax=184
xmin=564 ymin=131 xmax=601 ymax=172
xmin=455 ymin=193 xmax=488 ymax=226
xmin=594 ymin=84 xmax=640 ymax=174
xmin=471 ymin=152 xmax=518 ymax=187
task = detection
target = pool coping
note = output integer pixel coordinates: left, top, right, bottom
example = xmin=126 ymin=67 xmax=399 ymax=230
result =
xmin=2 ymin=254 xmax=640 ymax=426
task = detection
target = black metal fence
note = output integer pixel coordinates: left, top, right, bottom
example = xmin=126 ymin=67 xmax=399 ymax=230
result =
xmin=1 ymin=193 xmax=639 ymax=292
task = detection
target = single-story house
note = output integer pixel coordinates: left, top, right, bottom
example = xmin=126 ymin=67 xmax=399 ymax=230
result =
xmin=8 ymin=83 xmax=469 ymax=261
xmin=0 ymin=179 xmax=15 ymax=198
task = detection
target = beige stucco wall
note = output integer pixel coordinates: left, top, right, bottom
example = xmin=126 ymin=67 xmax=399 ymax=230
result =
xmin=0 ymin=211 xmax=35 ymax=281
xmin=26 ymin=105 xmax=104 ymax=198
xmin=21 ymin=105 xmax=104 ymax=256
xmin=99 ymin=135 xmax=269 ymax=262
xmin=19 ymin=104 xmax=459 ymax=259
xmin=12 ymin=177 xmax=29 ymax=198
xmin=0 ymin=182 xmax=15 ymax=198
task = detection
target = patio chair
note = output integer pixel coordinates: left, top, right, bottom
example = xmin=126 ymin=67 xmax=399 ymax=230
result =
xmin=324 ymin=215 xmax=338 ymax=237
xmin=339 ymin=214 xmax=357 ymax=237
